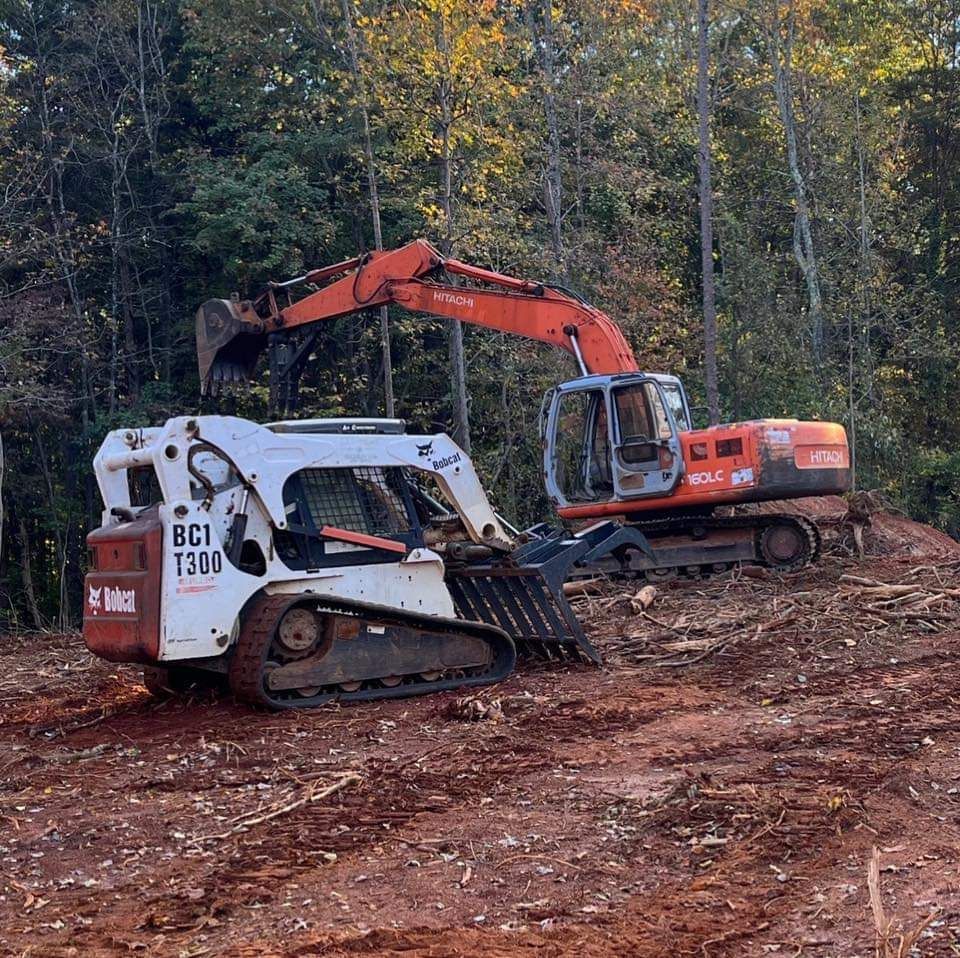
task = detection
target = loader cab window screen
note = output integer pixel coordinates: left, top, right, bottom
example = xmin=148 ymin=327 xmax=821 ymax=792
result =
xmin=127 ymin=466 xmax=162 ymax=508
xmin=553 ymin=389 xmax=613 ymax=502
xmin=286 ymin=467 xmax=411 ymax=536
xmin=276 ymin=466 xmax=416 ymax=570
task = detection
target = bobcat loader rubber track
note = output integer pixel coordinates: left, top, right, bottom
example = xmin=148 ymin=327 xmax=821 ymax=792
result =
xmin=229 ymin=593 xmax=516 ymax=710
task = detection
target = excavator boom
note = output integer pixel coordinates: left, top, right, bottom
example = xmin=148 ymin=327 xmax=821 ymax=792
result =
xmin=197 ymin=240 xmax=636 ymax=392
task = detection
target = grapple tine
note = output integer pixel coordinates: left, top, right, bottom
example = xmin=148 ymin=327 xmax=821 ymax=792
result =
xmin=446 ymin=533 xmax=601 ymax=665
xmin=196 ymin=298 xmax=268 ymax=394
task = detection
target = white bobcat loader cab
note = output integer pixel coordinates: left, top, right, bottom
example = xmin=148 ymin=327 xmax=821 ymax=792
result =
xmin=83 ymin=415 xmax=601 ymax=709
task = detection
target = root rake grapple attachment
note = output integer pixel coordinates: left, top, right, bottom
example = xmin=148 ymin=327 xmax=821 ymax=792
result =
xmin=448 ymin=532 xmax=601 ymax=665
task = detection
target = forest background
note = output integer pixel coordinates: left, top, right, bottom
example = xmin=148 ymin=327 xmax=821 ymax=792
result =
xmin=1 ymin=0 xmax=958 ymax=629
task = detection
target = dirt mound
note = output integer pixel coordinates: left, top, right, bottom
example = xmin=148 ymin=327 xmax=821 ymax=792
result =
xmin=750 ymin=493 xmax=960 ymax=558
xmin=5 ymin=553 xmax=960 ymax=956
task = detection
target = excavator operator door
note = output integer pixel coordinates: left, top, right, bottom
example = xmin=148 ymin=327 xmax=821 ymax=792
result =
xmin=543 ymin=374 xmax=684 ymax=508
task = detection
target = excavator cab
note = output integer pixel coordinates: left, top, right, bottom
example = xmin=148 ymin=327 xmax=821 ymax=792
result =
xmin=543 ymin=373 xmax=686 ymax=509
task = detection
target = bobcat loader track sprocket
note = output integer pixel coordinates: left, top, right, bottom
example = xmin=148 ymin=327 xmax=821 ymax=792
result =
xmin=228 ymin=593 xmax=516 ymax=710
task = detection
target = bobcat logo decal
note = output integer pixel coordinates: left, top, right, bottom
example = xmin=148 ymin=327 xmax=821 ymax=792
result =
xmin=417 ymin=441 xmax=434 ymax=458
xmin=87 ymin=585 xmax=103 ymax=614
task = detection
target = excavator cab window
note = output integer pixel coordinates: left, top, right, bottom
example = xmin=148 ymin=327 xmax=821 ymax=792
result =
xmin=613 ymin=386 xmax=658 ymax=465
xmin=552 ymin=389 xmax=614 ymax=503
xmin=661 ymin=383 xmax=691 ymax=432
xmin=613 ymin=382 xmax=670 ymax=456
xmin=545 ymin=377 xmax=683 ymax=507
xmin=609 ymin=380 xmax=683 ymax=498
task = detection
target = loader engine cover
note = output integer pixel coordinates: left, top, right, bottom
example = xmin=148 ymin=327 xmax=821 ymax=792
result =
xmin=83 ymin=509 xmax=163 ymax=664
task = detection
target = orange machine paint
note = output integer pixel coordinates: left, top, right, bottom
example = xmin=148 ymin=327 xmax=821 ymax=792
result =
xmin=196 ymin=238 xmax=851 ymax=525
xmin=558 ymin=419 xmax=850 ymax=520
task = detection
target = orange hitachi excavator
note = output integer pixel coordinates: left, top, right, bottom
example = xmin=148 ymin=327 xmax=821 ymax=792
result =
xmin=196 ymin=240 xmax=850 ymax=578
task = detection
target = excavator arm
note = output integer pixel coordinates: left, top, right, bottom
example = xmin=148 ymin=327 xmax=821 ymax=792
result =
xmin=197 ymin=239 xmax=638 ymax=392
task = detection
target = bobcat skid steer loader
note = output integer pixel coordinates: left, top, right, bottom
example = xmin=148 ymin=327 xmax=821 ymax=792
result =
xmin=82 ymin=415 xmax=603 ymax=709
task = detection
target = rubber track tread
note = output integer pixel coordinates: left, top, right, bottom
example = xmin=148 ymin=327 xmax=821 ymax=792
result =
xmin=229 ymin=593 xmax=516 ymax=711
xmin=626 ymin=512 xmax=822 ymax=574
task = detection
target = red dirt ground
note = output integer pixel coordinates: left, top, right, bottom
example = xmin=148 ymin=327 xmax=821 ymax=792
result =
xmin=3 ymin=516 xmax=960 ymax=956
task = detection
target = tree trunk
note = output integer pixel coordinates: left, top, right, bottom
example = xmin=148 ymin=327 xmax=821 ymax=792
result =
xmin=16 ymin=514 xmax=44 ymax=631
xmin=31 ymin=417 xmax=70 ymax=628
xmin=848 ymin=90 xmax=874 ymax=492
xmin=120 ymin=246 xmax=140 ymax=403
xmin=770 ymin=2 xmax=824 ymax=366
xmin=136 ymin=0 xmax=173 ymax=386
xmin=338 ymin=0 xmax=394 ymax=417
xmin=109 ymin=165 xmax=120 ymax=416
xmin=33 ymin=32 xmax=92 ymax=425
xmin=574 ymin=98 xmax=586 ymax=236
xmin=436 ymin=16 xmax=471 ymax=452
xmin=527 ymin=0 xmax=566 ymax=281
xmin=715 ymin=223 xmax=741 ymax=420
xmin=696 ymin=0 xmax=720 ymax=425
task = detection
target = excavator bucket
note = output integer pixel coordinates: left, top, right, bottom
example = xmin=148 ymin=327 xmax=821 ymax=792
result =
xmin=196 ymin=298 xmax=268 ymax=394
xmin=447 ymin=533 xmax=602 ymax=664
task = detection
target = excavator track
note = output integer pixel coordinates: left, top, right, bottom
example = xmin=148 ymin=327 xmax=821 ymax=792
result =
xmin=228 ymin=592 xmax=516 ymax=710
xmin=574 ymin=512 xmax=821 ymax=581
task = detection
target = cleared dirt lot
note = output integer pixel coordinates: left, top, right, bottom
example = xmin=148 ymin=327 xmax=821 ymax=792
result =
xmin=3 ymin=510 xmax=960 ymax=956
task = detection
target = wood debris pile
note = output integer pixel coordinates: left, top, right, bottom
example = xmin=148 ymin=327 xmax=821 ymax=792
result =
xmin=751 ymin=493 xmax=960 ymax=560
xmin=572 ymin=557 xmax=960 ymax=667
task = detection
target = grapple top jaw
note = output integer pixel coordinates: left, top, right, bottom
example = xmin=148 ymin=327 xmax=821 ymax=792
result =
xmin=196 ymin=298 xmax=268 ymax=394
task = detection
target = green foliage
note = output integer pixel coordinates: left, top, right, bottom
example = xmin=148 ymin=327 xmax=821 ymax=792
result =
xmin=904 ymin=448 xmax=960 ymax=540
xmin=176 ymin=134 xmax=342 ymax=289
xmin=1 ymin=0 xmax=960 ymax=629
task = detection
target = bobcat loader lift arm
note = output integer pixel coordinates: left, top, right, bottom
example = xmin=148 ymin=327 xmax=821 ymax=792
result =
xmin=197 ymin=239 xmax=637 ymax=392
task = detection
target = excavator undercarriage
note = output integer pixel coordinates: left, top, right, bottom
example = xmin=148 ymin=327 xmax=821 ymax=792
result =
xmin=586 ymin=512 xmax=820 ymax=580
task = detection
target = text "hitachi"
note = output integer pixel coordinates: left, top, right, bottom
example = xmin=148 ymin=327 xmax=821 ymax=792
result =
xmin=433 ymin=290 xmax=475 ymax=309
